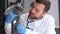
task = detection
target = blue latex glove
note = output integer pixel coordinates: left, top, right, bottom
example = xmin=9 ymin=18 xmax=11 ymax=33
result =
xmin=5 ymin=9 xmax=18 ymax=23
xmin=15 ymin=23 xmax=27 ymax=34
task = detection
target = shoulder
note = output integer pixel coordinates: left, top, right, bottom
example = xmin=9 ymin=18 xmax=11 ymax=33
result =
xmin=44 ymin=14 xmax=55 ymax=21
xmin=42 ymin=14 xmax=55 ymax=25
xmin=45 ymin=14 xmax=56 ymax=29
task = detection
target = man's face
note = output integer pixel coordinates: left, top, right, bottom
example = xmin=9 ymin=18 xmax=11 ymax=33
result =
xmin=29 ymin=2 xmax=46 ymax=19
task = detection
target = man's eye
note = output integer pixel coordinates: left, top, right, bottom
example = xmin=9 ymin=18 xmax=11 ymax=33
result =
xmin=36 ymin=9 xmax=39 ymax=12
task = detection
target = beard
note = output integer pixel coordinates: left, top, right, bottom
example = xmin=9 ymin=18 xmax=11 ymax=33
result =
xmin=29 ymin=13 xmax=34 ymax=19
xmin=28 ymin=14 xmax=37 ymax=19
xmin=29 ymin=13 xmax=43 ymax=20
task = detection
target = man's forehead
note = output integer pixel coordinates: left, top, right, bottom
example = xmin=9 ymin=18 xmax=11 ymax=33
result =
xmin=33 ymin=2 xmax=45 ymax=10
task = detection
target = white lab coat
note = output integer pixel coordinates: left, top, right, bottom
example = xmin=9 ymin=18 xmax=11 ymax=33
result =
xmin=5 ymin=7 xmax=56 ymax=34
xmin=20 ymin=13 xmax=56 ymax=34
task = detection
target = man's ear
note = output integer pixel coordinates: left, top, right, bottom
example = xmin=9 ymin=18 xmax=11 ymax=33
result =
xmin=42 ymin=12 xmax=47 ymax=16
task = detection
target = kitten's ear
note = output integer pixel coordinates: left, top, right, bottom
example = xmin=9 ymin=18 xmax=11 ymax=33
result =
xmin=13 ymin=6 xmax=23 ymax=12
xmin=13 ymin=6 xmax=24 ymax=15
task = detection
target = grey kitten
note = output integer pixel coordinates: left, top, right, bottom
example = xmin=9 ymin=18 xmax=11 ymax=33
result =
xmin=12 ymin=6 xmax=23 ymax=34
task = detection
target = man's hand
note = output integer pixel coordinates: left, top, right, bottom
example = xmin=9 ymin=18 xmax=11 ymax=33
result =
xmin=15 ymin=23 xmax=27 ymax=34
xmin=5 ymin=9 xmax=18 ymax=23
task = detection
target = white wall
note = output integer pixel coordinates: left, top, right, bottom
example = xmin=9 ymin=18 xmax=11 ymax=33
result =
xmin=24 ymin=0 xmax=35 ymax=13
xmin=48 ymin=0 xmax=59 ymax=28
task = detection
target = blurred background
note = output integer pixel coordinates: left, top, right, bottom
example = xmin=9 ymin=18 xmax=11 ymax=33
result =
xmin=0 ymin=0 xmax=60 ymax=34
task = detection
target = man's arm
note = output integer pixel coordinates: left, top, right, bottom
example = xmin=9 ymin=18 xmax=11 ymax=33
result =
xmin=5 ymin=9 xmax=18 ymax=34
xmin=5 ymin=23 xmax=11 ymax=34
xmin=15 ymin=23 xmax=40 ymax=34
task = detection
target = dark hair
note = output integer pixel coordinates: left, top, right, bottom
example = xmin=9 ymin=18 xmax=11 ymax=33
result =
xmin=36 ymin=0 xmax=51 ymax=12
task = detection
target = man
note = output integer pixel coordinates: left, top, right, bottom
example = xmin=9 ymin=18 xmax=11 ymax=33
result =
xmin=5 ymin=0 xmax=56 ymax=34
xmin=15 ymin=0 xmax=56 ymax=34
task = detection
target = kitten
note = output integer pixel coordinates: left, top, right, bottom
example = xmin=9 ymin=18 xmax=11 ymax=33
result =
xmin=12 ymin=6 xmax=23 ymax=34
